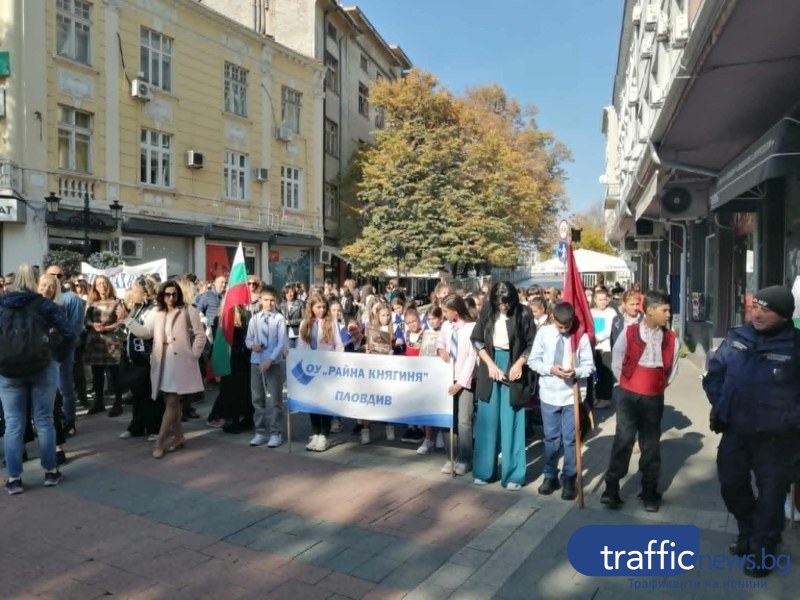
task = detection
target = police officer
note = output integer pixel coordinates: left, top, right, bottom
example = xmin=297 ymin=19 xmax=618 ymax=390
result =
xmin=703 ymin=285 xmax=800 ymax=578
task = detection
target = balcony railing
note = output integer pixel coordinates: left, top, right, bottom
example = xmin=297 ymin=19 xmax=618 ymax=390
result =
xmin=604 ymin=182 xmax=621 ymax=200
xmin=57 ymin=175 xmax=96 ymax=201
xmin=0 ymin=159 xmax=20 ymax=192
xmin=264 ymin=207 xmax=322 ymax=236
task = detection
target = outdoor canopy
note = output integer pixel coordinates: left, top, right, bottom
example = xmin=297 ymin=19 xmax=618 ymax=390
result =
xmin=530 ymin=249 xmax=631 ymax=276
xmin=710 ymin=108 xmax=800 ymax=211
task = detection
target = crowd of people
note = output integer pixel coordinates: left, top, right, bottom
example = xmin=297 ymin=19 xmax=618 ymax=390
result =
xmin=1 ymin=261 xmax=798 ymax=578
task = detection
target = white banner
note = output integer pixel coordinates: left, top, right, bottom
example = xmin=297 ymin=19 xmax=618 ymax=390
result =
xmin=287 ymin=349 xmax=453 ymax=428
xmin=81 ymin=259 xmax=168 ymax=297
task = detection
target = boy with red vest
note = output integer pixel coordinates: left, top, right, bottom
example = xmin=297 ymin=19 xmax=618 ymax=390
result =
xmin=600 ymin=290 xmax=678 ymax=512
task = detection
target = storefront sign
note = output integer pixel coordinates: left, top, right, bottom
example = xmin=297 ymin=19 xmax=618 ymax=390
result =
xmin=81 ymin=258 xmax=168 ymax=297
xmin=0 ymin=198 xmax=25 ymax=223
xmin=287 ymin=349 xmax=452 ymax=427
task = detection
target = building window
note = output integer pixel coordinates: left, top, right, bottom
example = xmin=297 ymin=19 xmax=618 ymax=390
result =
xmin=56 ymin=0 xmax=92 ymax=65
xmin=140 ymin=128 xmax=172 ymax=187
xmin=224 ymin=63 xmax=248 ymax=117
xmin=281 ymin=86 xmax=302 ymax=134
xmin=224 ymin=150 xmax=249 ymax=200
xmin=358 ymin=82 xmax=369 ymax=118
xmin=324 ymin=52 xmax=339 ymax=94
xmin=140 ymin=28 xmax=172 ymax=92
xmin=327 ymin=21 xmax=337 ymax=40
xmin=281 ymin=166 xmax=301 ymax=210
xmin=325 ymin=183 xmax=339 ymax=219
xmin=324 ymin=118 xmax=339 ymax=157
xmin=360 ymin=54 xmax=369 ymax=73
xmin=57 ymin=105 xmax=92 ymax=173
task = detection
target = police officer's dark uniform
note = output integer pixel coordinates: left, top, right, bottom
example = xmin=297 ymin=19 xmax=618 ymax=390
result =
xmin=703 ymin=285 xmax=800 ymax=578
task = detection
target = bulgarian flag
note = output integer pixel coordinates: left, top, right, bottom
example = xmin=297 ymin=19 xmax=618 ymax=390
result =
xmin=210 ymin=243 xmax=251 ymax=377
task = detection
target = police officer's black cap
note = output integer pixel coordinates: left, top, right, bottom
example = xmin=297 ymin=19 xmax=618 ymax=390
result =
xmin=754 ymin=285 xmax=794 ymax=320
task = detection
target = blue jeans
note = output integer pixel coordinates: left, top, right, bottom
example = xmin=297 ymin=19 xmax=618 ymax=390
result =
xmin=58 ymin=347 xmax=77 ymax=425
xmin=540 ymin=401 xmax=576 ymax=480
xmin=0 ymin=362 xmax=59 ymax=478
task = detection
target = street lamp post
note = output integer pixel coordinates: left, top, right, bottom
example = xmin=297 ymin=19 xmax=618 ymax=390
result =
xmin=45 ymin=191 xmax=123 ymax=259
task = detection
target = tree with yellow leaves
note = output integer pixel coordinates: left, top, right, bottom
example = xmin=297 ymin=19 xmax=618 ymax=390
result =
xmin=341 ymin=71 xmax=570 ymax=276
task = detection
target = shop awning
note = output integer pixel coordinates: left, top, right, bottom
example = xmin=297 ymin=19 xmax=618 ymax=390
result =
xmin=272 ymin=233 xmax=322 ymax=248
xmin=123 ymin=217 xmax=205 ymax=237
xmin=205 ymin=224 xmax=272 ymax=243
xmin=710 ymin=110 xmax=800 ymax=210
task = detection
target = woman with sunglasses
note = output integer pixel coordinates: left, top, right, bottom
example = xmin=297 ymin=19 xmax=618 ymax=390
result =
xmin=117 ymin=281 xmax=207 ymax=458
xmin=471 ymin=282 xmax=536 ymax=490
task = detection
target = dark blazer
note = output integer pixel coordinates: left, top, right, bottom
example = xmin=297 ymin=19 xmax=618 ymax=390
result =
xmin=471 ymin=303 xmax=536 ymax=409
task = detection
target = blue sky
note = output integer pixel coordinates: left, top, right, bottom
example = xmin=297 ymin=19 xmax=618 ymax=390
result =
xmin=353 ymin=0 xmax=624 ymax=214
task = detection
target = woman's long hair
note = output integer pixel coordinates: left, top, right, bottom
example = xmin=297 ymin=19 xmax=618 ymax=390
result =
xmin=155 ymin=280 xmax=186 ymax=311
xmin=38 ymin=274 xmax=63 ymax=305
xmin=481 ymin=281 xmax=521 ymax=338
xmin=10 ymin=263 xmax=38 ymax=294
xmin=441 ymin=293 xmax=474 ymax=323
xmin=299 ymin=293 xmax=335 ymax=345
xmin=89 ymin=275 xmax=118 ymax=302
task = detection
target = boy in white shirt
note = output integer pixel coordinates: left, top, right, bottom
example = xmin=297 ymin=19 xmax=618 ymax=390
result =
xmin=529 ymin=302 xmax=595 ymax=500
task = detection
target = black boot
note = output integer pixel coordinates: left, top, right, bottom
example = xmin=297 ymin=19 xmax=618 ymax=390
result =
xmin=744 ymin=546 xmax=774 ymax=579
xmin=537 ymin=477 xmax=561 ymax=495
xmin=600 ymin=486 xmax=623 ymax=509
xmin=729 ymin=534 xmax=750 ymax=557
xmin=640 ymin=489 xmax=661 ymax=512
xmin=561 ymin=476 xmax=577 ymax=501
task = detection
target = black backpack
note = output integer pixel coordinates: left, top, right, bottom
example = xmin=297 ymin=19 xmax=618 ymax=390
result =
xmin=0 ymin=297 xmax=52 ymax=378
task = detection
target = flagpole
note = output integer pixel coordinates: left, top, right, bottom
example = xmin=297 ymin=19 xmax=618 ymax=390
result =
xmin=573 ymin=371 xmax=585 ymax=509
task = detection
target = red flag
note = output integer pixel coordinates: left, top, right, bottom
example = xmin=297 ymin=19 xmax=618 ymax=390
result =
xmin=562 ymin=243 xmax=595 ymax=348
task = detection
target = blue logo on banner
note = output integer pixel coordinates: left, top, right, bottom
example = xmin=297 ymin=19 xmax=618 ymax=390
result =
xmin=291 ymin=360 xmax=316 ymax=385
xmin=567 ymin=525 xmax=699 ymax=576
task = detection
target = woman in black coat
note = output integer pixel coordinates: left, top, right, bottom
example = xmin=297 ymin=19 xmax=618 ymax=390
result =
xmin=471 ymin=282 xmax=536 ymax=490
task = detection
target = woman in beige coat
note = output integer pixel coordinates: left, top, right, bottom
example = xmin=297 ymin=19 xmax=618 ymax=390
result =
xmin=117 ymin=281 xmax=206 ymax=458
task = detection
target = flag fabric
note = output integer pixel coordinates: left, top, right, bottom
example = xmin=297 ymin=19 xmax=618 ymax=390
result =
xmin=561 ymin=243 xmax=595 ymax=348
xmin=210 ymin=243 xmax=250 ymax=377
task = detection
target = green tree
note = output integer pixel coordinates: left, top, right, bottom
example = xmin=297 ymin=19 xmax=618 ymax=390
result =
xmin=341 ymin=72 xmax=569 ymax=275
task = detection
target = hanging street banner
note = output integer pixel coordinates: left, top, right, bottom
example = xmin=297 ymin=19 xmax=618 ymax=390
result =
xmin=81 ymin=258 xmax=168 ymax=297
xmin=287 ymin=349 xmax=453 ymax=427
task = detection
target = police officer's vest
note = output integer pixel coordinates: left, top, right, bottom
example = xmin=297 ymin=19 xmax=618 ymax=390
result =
xmin=619 ymin=324 xmax=677 ymax=397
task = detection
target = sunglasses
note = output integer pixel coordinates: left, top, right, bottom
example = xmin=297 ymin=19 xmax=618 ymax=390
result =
xmin=52 ymin=273 xmax=64 ymax=279
xmin=164 ymin=292 xmax=177 ymax=298
xmin=247 ymin=281 xmax=259 ymax=287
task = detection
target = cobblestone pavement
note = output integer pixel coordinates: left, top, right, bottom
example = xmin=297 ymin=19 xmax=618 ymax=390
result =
xmin=1 ymin=362 xmax=798 ymax=599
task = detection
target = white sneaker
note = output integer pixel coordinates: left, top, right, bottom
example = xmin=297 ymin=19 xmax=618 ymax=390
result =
xmin=417 ymin=439 xmax=434 ymax=455
xmin=506 ymin=482 xmax=522 ymax=491
xmin=314 ymin=435 xmax=330 ymax=452
xmin=306 ymin=434 xmax=319 ymax=451
xmin=249 ymin=433 xmax=268 ymax=447
xmin=330 ymin=418 xmax=343 ymax=433
xmin=441 ymin=461 xmax=453 ymax=474
xmin=267 ymin=433 xmax=283 ymax=448
xmin=435 ymin=431 xmax=445 ymax=450
xmin=454 ymin=462 xmax=469 ymax=476
xmin=147 ymin=434 xmax=158 ymax=442
xmin=361 ymin=429 xmax=371 ymax=445
xmin=385 ymin=425 xmax=395 ymax=441
xmin=473 ymin=478 xmax=489 ymax=486
xmin=119 ymin=431 xmax=132 ymax=439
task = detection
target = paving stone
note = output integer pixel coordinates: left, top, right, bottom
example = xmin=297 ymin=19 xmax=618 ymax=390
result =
xmin=318 ymin=571 xmax=378 ymax=599
xmin=317 ymin=547 xmax=376 ymax=575
xmin=348 ymin=555 xmax=402 ymax=583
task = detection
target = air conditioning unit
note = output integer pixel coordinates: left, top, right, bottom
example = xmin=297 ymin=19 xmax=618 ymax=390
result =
xmin=632 ymin=5 xmax=642 ymax=25
xmin=276 ymin=126 xmax=293 ymax=141
xmin=253 ymin=167 xmax=269 ymax=182
xmin=318 ymin=248 xmax=332 ymax=264
xmin=623 ymin=237 xmax=637 ymax=251
xmin=649 ymin=83 xmax=665 ymax=107
xmin=634 ymin=219 xmax=665 ymax=240
xmin=113 ymin=236 xmax=144 ymax=259
xmin=656 ymin=12 xmax=670 ymax=41
xmin=131 ymin=78 xmax=153 ymax=102
xmin=660 ymin=187 xmax=709 ymax=220
xmin=640 ymin=37 xmax=654 ymax=59
xmin=186 ymin=150 xmax=204 ymax=169
xmin=672 ymin=14 xmax=689 ymax=47
xmin=644 ymin=5 xmax=659 ymax=30
xmin=627 ymin=82 xmax=639 ymax=106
